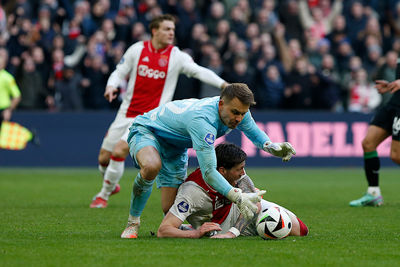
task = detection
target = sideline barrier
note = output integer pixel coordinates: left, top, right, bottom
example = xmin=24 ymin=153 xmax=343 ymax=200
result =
xmin=0 ymin=111 xmax=395 ymax=167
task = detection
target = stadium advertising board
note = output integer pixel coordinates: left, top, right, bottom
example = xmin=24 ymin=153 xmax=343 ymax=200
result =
xmin=0 ymin=112 xmax=394 ymax=167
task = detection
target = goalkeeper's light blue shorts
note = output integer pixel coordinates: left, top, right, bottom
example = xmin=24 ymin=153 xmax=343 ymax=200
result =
xmin=128 ymin=125 xmax=188 ymax=188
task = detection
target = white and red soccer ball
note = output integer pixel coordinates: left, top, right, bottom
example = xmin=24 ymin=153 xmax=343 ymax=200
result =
xmin=256 ymin=206 xmax=292 ymax=239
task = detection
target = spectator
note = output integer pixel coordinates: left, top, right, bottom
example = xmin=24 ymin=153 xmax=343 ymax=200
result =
xmin=283 ymin=56 xmax=314 ymax=109
xmin=16 ymin=56 xmax=48 ymax=110
xmin=326 ymin=14 xmax=347 ymax=57
xmin=211 ymin=19 xmax=230 ymax=55
xmin=31 ymin=46 xmax=50 ymax=86
xmin=375 ymin=50 xmax=398 ymax=106
xmin=54 ymin=66 xmax=84 ymax=111
xmin=257 ymin=64 xmax=285 ymax=109
xmin=348 ymin=68 xmax=381 ymax=113
xmin=298 ymin=0 xmax=343 ymax=41
xmin=205 ymin=1 xmax=226 ymax=37
xmin=82 ymin=56 xmax=109 ymax=110
xmin=222 ymin=56 xmax=254 ymax=89
xmin=278 ymin=0 xmax=304 ymax=44
xmin=199 ymin=52 xmax=224 ymax=98
xmin=229 ymin=5 xmax=247 ymax=39
xmin=176 ymin=0 xmax=201 ymax=48
xmin=0 ymin=2 xmax=8 ymax=45
xmin=345 ymin=1 xmax=368 ymax=47
xmin=256 ymin=7 xmax=278 ymax=34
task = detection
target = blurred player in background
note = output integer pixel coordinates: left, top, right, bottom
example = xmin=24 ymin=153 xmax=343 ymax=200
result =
xmin=0 ymin=48 xmax=20 ymax=128
xmin=349 ymin=65 xmax=400 ymax=207
xmin=90 ymin=14 xmax=228 ymax=208
xmin=157 ymin=143 xmax=308 ymax=239
xmin=121 ymin=83 xmax=296 ymax=238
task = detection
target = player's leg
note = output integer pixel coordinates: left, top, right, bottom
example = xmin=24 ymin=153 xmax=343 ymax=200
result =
xmin=95 ymin=140 xmax=130 ymax=205
xmin=350 ymin=125 xmax=389 ymax=207
xmin=282 ymin=208 xmax=308 ymax=237
xmin=390 ymin=139 xmax=400 ymax=165
xmin=98 ymin=148 xmax=111 ymax=176
xmin=161 ymin=187 xmax=179 ymax=215
xmin=258 ymin=200 xmax=308 ymax=237
xmin=157 ymin=146 xmax=188 ymax=215
xmin=121 ymin=126 xmax=162 ymax=238
xmin=91 ymin=118 xmax=132 ymax=208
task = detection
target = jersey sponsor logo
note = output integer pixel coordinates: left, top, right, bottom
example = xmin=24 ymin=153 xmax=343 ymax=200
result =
xmin=142 ymin=56 xmax=149 ymax=62
xmin=138 ymin=64 xmax=166 ymax=79
xmin=177 ymin=201 xmax=189 ymax=213
xmin=393 ymin=116 xmax=400 ymax=135
xmin=118 ymin=57 xmax=125 ymax=64
xmin=204 ymin=133 xmax=215 ymax=145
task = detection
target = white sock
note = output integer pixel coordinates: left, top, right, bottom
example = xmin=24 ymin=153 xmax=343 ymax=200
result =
xmin=98 ymin=164 xmax=107 ymax=177
xmin=98 ymin=159 xmax=125 ymax=199
xmin=367 ymin=186 xmax=381 ymax=196
xmin=128 ymin=215 xmax=140 ymax=224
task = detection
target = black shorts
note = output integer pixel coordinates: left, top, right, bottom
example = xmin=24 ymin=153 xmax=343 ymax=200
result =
xmin=370 ymin=104 xmax=400 ymax=141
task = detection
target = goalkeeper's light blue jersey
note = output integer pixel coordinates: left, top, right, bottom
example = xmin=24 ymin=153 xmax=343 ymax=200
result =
xmin=129 ymin=96 xmax=270 ymax=196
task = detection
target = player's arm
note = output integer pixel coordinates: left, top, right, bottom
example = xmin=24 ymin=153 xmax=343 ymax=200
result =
xmin=104 ymin=44 xmax=137 ymax=102
xmin=239 ymin=112 xmax=296 ymax=162
xmin=189 ymin=119 xmax=264 ymax=220
xmin=157 ymin=212 xmax=221 ymax=238
xmin=212 ymin=174 xmax=260 ymax=239
xmin=178 ymin=50 xmax=228 ymax=89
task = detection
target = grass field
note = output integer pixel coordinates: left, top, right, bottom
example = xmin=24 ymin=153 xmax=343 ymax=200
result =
xmin=0 ymin=167 xmax=399 ymax=267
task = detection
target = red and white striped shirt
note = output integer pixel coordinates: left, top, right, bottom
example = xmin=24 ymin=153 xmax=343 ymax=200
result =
xmin=107 ymin=40 xmax=225 ymax=118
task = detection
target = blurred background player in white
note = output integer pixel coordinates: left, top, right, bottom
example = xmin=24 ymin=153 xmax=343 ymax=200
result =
xmin=157 ymin=143 xmax=308 ymax=238
xmin=121 ymin=84 xmax=296 ymax=238
xmin=349 ymin=73 xmax=400 ymax=207
xmin=90 ymin=14 xmax=228 ymax=208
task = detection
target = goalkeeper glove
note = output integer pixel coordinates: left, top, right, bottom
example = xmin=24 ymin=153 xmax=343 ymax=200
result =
xmin=263 ymin=141 xmax=296 ymax=162
xmin=227 ymin=188 xmax=266 ymax=220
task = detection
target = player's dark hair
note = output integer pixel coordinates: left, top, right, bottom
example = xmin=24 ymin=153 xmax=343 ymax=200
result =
xmin=215 ymin=143 xmax=247 ymax=170
xmin=149 ymin=14 xmax=175 ymax=36
xmin=220 ymin=83 xmax=256 ymax=106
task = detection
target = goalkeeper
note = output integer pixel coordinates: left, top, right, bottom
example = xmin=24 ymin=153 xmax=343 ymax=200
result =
xmin=157 ymin=143 xmax=308 ymax=238
xmin=121 ymin=83 xmax=296 ymax=238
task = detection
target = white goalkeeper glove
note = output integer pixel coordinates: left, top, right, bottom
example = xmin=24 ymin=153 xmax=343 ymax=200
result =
xmin=226 ymin=188 xmax=266 ymax=220
xmin=263 ymin=141 xmax=296 ymax=162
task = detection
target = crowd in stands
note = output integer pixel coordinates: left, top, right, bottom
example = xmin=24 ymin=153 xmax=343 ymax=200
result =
xmin=1 ymin=0 xmax=400 ymax=112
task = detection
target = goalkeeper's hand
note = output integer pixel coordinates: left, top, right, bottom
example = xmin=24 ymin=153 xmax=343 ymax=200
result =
xmin=227 ymin=188 xmax=266 ymax=220
xmin=263 ymin=141 xmax=296 ymax=162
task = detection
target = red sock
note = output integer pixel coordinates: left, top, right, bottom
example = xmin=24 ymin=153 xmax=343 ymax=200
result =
xmin=297 ymin=217 xmax=309 ymax=236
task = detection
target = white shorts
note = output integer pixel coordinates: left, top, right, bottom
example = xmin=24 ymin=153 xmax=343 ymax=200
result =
xmin=101 ymin=114 xmax=136 ymax=152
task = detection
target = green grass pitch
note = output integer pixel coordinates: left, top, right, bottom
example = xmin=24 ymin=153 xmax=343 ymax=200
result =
xmin=0 ymin=167 xmax=399 ymax=267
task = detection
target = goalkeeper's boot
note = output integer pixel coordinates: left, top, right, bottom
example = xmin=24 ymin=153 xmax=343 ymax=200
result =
xmin=110 ymin=184 xmax=121 ymax=196
xmin=349 ymin=193 xmax=383 ymax=207
xmin=90 ymin=197 xmax=108 ymax=208
xmin=121 ymin=221 xmax=140 ymax=239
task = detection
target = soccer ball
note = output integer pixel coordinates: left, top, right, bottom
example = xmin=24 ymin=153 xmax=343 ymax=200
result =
xmin=256 ymin=206 xmax=292 ymax=239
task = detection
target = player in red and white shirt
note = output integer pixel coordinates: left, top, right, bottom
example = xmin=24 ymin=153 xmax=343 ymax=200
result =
xmin=157 ymin=143 xmax=309 ymax=238
xmin=90 ymin=14 xmax=228 ymax=208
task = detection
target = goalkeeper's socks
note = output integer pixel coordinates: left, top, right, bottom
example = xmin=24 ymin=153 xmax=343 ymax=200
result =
xmin=364 ymin=151 xmax=380 ymax=187
xmin=98 ymin=163 xmax=108 ymax=177
xmin=130 ymin=173 xmax=154 ymax=217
